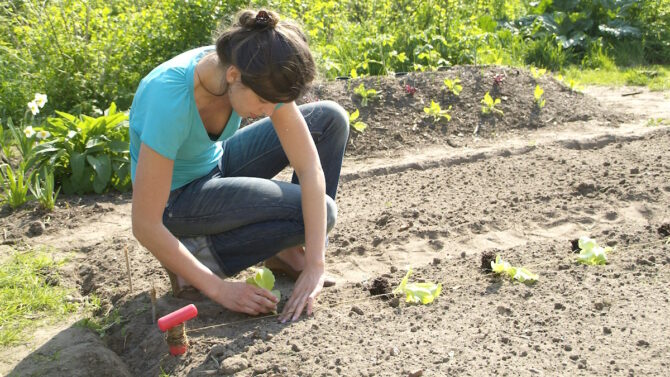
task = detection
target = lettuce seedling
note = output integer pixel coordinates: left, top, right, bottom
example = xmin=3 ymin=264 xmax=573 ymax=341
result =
xmin=481 ymin=92 xmax=503 ymax=116
xmin=491 ymin=255 xmax=538 ymax=283
xmin=393 ymin=269 xmax=442 ymax=305
xmin=348 ymin=109 xmax=368 ymax=132
xmin=444 ymin=78 xmax=462 ymax=96
xmin=534 ymin=85 xmax=546 ymax=108
xmin=246 ymin=267 xmax=281 ymax=302
xmin=354 ymin=83 xmax=379 ymax=107
xmin=531 ymin=67 xmax=546 ymax=79
xmin=423 ymin=100 xmax=452 ymax=122
xmin=576 ymin=236 xmax=611 ymax=265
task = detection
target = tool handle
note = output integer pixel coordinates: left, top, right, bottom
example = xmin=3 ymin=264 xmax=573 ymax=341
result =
xmin=158 ymin=304 xmax=198 ymax=332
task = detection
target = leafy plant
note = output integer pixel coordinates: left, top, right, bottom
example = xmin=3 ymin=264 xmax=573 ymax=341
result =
xmin=393 ymin=268 xmax=442 ymax=305
xmin=353 ymin=83 xmax=379 ymax=107
xmin=246 ymin=267 xmax=281 ymax=302
xmin=28 ymin=103 xmax=130 ymax=194
xmin=493 ymin=73 xmax=506 ymax=86
xmin=423 ymin=100 xmax=452 ymax=122
xmin=5 ymin=118 xmax=35 ymax=159
xmin=348 ymin=109 xmax=368 ymax=132
xmin=576 ymin=236 xmax=611 ymax=265
xmin=0 ymin=162 xmax=34 ymax=209
xmin=29 ymin=167 xmax=60 ymax=211
xmin=481 ymin=92 xmax=504 ymax=116
xmin=531 ymin=66 xmax=546 ymax=79
xmin=444 ymin=78 xmax=463 ymax=96
xmin=491 ymin=255 xmax=538 ymax=283
xmin=534 ymin=85 xmax=546 ymax=108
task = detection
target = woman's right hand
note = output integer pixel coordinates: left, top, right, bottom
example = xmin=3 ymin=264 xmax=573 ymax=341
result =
xmin=212 ymin=280 xmax=278 ymax=315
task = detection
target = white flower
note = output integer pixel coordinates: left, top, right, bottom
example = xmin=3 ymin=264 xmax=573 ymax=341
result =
xmin=36 ymin=130 xmax=51 ymax=140
xmin=24 ymin=126 xmax=36 ymax=138
xmin=66 ymin=130 xmax=77 ymax=139
xmin=27 ymin=101 xmax=39 ymax=115
xmin=92 ymin=106 xmax=103 ymax=116
xmin=34 ymin=93 xmax=48 ymax=108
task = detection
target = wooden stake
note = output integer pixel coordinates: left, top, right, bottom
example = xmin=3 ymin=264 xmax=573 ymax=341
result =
xmin=124 ymin=245 xmax=133 ymax=293
xmin=150 ymin=284 xmax=157 ymax=324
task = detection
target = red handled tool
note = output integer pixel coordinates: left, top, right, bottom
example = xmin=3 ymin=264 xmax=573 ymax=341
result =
xmin=158 ymin=304 xmax=198 ymax=356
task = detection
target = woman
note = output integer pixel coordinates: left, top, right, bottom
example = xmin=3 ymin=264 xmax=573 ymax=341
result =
xmin=130 ymin=10 xmax=348 ymax=323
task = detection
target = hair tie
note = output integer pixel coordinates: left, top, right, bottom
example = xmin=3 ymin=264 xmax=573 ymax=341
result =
xmin=255 ymin=10 xmax=270 ymax=26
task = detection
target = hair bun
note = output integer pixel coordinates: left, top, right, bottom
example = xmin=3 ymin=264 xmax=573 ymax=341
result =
xmin=238 ymin=9 xmax=278 ymax=29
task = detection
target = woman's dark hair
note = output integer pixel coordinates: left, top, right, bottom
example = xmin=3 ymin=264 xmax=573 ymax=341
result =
xmin=216 ymin=10 xmax=315 ymax=103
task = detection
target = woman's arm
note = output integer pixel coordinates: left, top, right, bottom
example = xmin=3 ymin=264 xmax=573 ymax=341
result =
xmin=132 ymin=143 xmax=278 ymax=314
xmin=269 ymin=102 xmax=328 ymax=322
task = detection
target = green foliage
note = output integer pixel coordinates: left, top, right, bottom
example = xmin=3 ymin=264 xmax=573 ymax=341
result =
xmin=491 ymin=255 xmax=538 ymax=283
xmin=444 ymin=77 xmax=463 ymax=96
xmin=576 ymin=236 xmax=611 ymax=265
xmin=534 ymin=85 xmax=546 ymax=108
xmin=530 ymin=67 xmax=547 ymax=79
xmin=423 ymin=100 xmax=452 ymax=122
xmin=30 ymin=167 xmax=60 ymax=211
xmin=0 ymin=162 xmax=34 ymax=210
xmin=480 ymin=92 xmax=503 ymax=116
xmin=348 ymin=109 xmax=368 ymax=132
xmin=77 ymin=308 xmax=123 ymax=338
xmin=393 ymin=268 xmax=442 ymax=305
xmin=353 ymin=83 xmax=379 ymax=107
xmin=246 ymin=267 xmax=281 ymax=302
xmin=0 ymin=248 xmax=76 ymax=346
xmin=28 ymin=103 xmax=130 ymax=194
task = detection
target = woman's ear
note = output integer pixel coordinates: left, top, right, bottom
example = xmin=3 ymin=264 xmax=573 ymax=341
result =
xmin=226 ymin=65 xmax=241 ymax=84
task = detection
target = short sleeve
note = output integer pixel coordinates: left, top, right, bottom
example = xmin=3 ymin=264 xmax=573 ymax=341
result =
xmin=131 ymin=73 xmax=191 ymax=160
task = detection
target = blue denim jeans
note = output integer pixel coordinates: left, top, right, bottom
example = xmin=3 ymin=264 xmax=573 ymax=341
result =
xmin=162 ymin=100 xmax=349 ymax=276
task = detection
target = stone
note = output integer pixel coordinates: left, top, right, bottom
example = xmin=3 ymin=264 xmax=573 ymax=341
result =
xmin=220 ymin=356 xmax=249 ymax=374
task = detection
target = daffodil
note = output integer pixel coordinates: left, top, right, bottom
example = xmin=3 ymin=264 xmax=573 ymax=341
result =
xmin=36 ymin=130 xmax=51 ymax=140
xmin=24 ymin=126 xmax=36 ymax=138
xmin=34 ymin=93 xmax=48 ymax=108
xmin=27 ymin=101 xmax=39 ymax=115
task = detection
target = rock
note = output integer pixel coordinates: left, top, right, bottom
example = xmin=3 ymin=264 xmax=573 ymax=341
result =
xmin=408 ymin=370 xmax=423 ymax=377
xmin=388 ymin=296 xmax=400 ymax=308
xmin=390 ymin=266 xmax=398 ymax=273
xmin=27 ymin=221 xmax=46 ymax=237
xmin=432 ymin=257 xmax=442 ymax=265
xmin=390 ymin=347 xmax=400 ymax=356
xmin=209 ymin=344 xmax=225 ymax=357
xmin=220 ymin=356 xmax=249 ymax=374
xmin=564 ymin=344 xmax=572 ymax=351
xmin=291 ymin=343 xmax=302 ymax=352
xmin=637 ymin=340 xmax=649 ymax=347
xmin=630 ymin=167 xmax=639 ymax=174
xmin=350 ymin=306 xmax=364 ymax=315
xmin=554 ymin=303 xmax=565 ymax=310
xmin=603 ymin=327 xmax=612 ymax=335
xmin=569 ymin=354 xmax=579 ymax=361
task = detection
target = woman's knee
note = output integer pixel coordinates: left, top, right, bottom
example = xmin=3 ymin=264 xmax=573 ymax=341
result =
xmin=320 ymin=100 xmax=350 ymax=141
xmin=326 ymin=196 xmax=338 ymax=232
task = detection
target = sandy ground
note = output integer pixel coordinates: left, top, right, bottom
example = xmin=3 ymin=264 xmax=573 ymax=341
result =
xmin=1 ymin=77 xmax=669 ymax=376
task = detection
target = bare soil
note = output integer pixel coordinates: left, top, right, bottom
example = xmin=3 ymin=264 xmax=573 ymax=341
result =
xmin=1 ymin=68 xmax=669 ymax=377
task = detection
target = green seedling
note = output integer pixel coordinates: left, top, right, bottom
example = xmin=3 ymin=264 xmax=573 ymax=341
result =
xmin=348 ymin=109 xmax=368 ymax=132
xmin=353 ymin=83 xmax=379 ymax=107
xmin=30 ymin=166 xmax=60 ymax=211
xmin=646 ymin=118 xmax=669 ymax=127
xmin=491 ymin=255 xmax=538 ymax=283
xmin=0 ymin=162 xmax=35 ymax=209
xmin=534 ymin=85 xmax=546 ymax=108
xmin=393 ymin=268 xmax=442 ymax=305
xmin=531 ymin=66 xmax=546 ymax=79
xmin=576 ymin=236 xmax=611 ymax=265
xmin=246 ymin=267 xmax=281 ymax=303
xmin=423 ymin=100 xmax=452 ymax=122
xmin=567 ymin=79 xmax=582 ymax=92
xmin=444 ymin=78 xmax=462 ymax=96
xmin=480 ymin=92 xmax=503 ymax=116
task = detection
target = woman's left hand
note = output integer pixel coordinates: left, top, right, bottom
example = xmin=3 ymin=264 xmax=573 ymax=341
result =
xmin=279 ymin=264 xmax=325 ymax=322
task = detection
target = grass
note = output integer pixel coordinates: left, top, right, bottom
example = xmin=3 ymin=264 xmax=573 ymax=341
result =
xmin=0 ymin=248 xmax=77 ymax=346
xmin=563 ymin=65 xmax=670 ymax=91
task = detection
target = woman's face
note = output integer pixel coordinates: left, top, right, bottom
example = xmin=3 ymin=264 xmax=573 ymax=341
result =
xmin=226 ymin=66 xmax=278 ymax=119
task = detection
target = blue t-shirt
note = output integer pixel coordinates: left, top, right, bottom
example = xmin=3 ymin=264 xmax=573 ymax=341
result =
xmin=129 ymin=46 xmax=240 ymax=191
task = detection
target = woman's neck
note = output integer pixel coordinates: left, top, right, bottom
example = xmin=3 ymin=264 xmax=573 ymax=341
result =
xmin=194 ymin=54 xmax=229 ymax=109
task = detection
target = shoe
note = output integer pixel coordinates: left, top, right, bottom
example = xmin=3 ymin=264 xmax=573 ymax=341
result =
xmin=164 ymin=267 xmax=205 ymax=301
xmin=264 ymin=256 xmax=336 ymax=287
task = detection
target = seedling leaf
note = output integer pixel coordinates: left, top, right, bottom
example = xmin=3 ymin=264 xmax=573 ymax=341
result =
xmin=246 ymin=267 xmax=281 ymax=301
xmin=576 ymin=236 xmax=611 ymax=265
xmin=491 ymin=255 xmax=538 ymax=283
xmin=393 ymin=269 xmax=442 ymax=304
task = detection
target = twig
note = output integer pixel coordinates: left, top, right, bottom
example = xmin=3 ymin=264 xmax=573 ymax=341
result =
xmin=622 ymin=91 xmax=643 ymax=97
xmin=123 ymin=245 xmax=133 ymax=293
xmin=150 ymin=284 xmax=157 ymax=324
